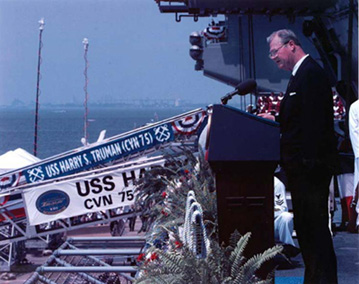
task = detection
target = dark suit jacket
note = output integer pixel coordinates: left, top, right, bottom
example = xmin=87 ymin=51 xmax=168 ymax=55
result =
xmin=279 ymin=56 xmax=337 ymax=171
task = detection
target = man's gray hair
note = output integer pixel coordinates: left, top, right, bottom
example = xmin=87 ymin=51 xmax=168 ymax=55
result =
xmin=266 ymin=29 xmax=301 ymax=46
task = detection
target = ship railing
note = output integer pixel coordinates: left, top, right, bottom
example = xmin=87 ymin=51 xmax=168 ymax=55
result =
xmin=24 ymin=236 xmax=146 ymax=284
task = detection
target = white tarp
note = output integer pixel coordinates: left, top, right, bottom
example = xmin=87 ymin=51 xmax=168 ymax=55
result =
xmin=23 ymin=159 xmax=164 ymax=225
xmin=0 ymin=148 xmax=40 ymax=174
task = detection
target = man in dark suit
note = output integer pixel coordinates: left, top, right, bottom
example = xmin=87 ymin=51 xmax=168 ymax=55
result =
xmin=260 ymin=29 xmax=338 ymax=284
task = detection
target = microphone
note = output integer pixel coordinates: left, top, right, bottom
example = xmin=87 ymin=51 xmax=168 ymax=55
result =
xmin=221 ymin=79 xmax=257 ymax=105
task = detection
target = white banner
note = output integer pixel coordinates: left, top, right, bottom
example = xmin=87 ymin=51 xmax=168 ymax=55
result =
xmin=23 ymin=160 xmax=164 ymax=225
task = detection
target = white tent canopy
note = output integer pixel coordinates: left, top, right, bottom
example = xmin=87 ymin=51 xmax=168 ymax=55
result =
xmin=0 ymin=148 xmax=40 ymax=174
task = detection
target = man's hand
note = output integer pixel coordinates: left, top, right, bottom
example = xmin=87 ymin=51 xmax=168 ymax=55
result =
xmin=258 ymin=113 xmax=275 ymax=121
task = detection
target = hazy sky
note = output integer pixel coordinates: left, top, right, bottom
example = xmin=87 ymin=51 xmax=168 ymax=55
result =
xmin=0 ymin=0 xmax=230 ymax=106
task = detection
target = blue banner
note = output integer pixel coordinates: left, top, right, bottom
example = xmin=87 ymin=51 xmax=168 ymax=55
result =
xmin=23 ymin=123 xmax=174 ymax=183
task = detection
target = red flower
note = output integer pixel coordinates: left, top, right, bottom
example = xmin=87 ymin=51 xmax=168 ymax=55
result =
xmin=149 ymin=252 xmax=158 ymax=261
xmin=161 ymin=209 xmax=169 ymax=216
xmin=184 ymin=169 xmax=190 ymax=174
xmin=137 ymin=253 xmax=145 ymax=262
xmin=174 ymin=241 xmax=183 ymax=249
xmin=161 ymin=191 xmax=167 ymax=198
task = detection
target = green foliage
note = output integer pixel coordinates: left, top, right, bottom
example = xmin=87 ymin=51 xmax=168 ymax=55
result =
xmin=134 ymin=150 xmax=282 ymax=283
xmin=135 ymin=232 xmax=282 ymax=284
xmin=134 ymin=149 xmax=217 ymax=245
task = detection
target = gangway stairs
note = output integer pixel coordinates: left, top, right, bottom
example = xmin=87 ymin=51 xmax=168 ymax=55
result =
xmin=0 ymin=108 xmax=207 ymax=271
xmin=24 ymin=236 xmax=146 ymax=284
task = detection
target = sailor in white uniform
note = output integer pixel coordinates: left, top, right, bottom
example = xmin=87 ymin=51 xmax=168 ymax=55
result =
xmin=274 ymin=177 xmax=300 ymax=256
xmin=349 ymin=100 xmax=359 ymax=230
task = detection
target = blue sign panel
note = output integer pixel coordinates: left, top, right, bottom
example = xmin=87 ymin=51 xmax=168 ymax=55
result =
xmin=36 ymin=190 xmax=70 ymax=215
xmin=24 ymin=123 xmax=174 ymax=183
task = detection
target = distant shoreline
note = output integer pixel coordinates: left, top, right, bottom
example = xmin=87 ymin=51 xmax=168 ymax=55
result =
xmin=0 ymin=103 xmax=209 ymax=110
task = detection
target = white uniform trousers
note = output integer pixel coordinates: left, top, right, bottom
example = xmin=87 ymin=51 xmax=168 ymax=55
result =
xmin=274 ymin=211 xmax=295 ymax=247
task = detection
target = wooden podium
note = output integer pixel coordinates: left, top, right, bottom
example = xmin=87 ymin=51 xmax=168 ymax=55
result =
xmin=205 ymin=104 xmax=280 ymax=273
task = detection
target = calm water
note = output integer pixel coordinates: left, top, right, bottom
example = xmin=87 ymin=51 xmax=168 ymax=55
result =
xmin=0 ymin=107 xmax=192 ymax=159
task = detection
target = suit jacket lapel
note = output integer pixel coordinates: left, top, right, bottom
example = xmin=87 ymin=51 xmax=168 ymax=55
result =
xmin=286 ymin=75 xmax=295 ymax=94
xmin=279 ymin=56 xmax=311 ymax=119
xmin=280 ymin=75 xmax=295 ymax=116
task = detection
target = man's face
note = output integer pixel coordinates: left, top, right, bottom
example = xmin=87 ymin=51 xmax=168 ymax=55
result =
xmin=269 ymin=35 xmax=292 ymax=71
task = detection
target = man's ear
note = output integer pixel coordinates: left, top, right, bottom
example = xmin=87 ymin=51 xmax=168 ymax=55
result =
xmin=288 ymin=40 xmax=296 ymax=51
